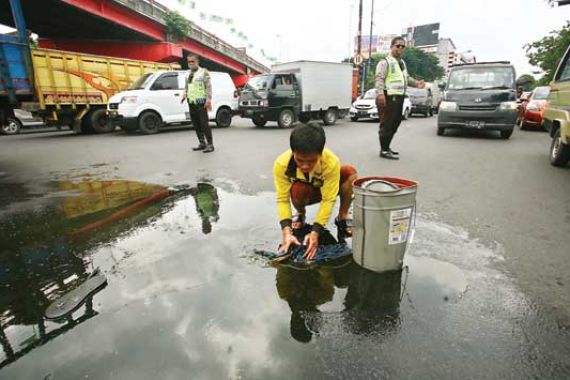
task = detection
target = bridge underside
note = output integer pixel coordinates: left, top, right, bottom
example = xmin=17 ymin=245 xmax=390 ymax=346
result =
xmin=0 ymin=0 xmax=260 ymax=82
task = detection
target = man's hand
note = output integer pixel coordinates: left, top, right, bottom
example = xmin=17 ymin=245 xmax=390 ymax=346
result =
xmin=303 ymin=231 xmax=319 ymax=261
xmin=376 ymin=93 xmax=386 ymax=108
xmin=279 ymin=227 xmax=300 ymax=255
xmin=418 ymin=80 xmax=426 ymax=89
xmin=204 ymin=100 xmax=212 ymax=112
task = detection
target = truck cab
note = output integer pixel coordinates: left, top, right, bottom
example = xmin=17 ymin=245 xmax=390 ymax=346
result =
xmin=239 ymin=73 xmax=301 ymax=128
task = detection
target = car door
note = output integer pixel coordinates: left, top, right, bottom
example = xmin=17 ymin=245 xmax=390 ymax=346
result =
xmin=268 ymin=74 xmax=297 ymax=111
xmin=148 ymin=72 xmax=186 ymax=123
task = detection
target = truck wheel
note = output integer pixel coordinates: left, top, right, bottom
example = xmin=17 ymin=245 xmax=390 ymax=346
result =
xmin=138 ymin=111 xmax=162 ymax=135
xmin=215 ymin=107 xmax=232 ymax=128
xmin=437 ymin=126 xmax=445 ymax=136
xmin=89 ymin=109 xmax=115 ymax=133
xmin=298 ymin=114 xmax=311 ymax=123
xmin=1 ymin=118 xmax=22 ymax=135
xmin=550 ymin=129 xmax=570 ymax=167
xmin=278 ymin=109 xmax=295 ymax=128
xmin=500 ymin=129 xmax=513 ymax=139
xmin=252 ymin=116 xmax=267 ymax=127
xmin=322 ymin=108 xmax=337 ymax=125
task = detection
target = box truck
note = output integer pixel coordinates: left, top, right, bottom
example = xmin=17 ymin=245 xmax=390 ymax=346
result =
xmin=239 ymin=61 xmax=352 ymax=128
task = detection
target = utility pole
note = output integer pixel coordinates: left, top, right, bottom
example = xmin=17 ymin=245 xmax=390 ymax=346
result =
xmin=367 ymin=0 xmax=375 ymax=92
xmin=357 ymin=0 xmax=364 ymax=95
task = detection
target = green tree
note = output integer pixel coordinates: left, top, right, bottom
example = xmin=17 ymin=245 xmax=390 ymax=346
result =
xmin=516 ymin=74 xmax=537 ymax=92
xmin=402 ymin=47 xmax=445 ymax=82
xmin=164 ymin=10 xmax=192 ymax=41
xmin=525 ymin=21 xmax=570 ymax=85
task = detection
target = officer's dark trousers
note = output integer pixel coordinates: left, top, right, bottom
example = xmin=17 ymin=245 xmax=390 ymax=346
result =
xmin=188 ymin=103 xmax=213 ymax=145
xmin=377 ymin=93 xmax=404 ymax=151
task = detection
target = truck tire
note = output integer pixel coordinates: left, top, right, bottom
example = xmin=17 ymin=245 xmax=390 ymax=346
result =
xmin=437 ymin=126 xmax=445 ymax=136
xmin=138 ymin=111 xmax=162 ymax=135
xmin=550 ymin=129 xmax=570 ymax=167
xmin=322 ymin=108 xmax=337 ymax=125
xmin=89 ymin=108 xmax=115 ymax=133
xmin=500 ymin=129 xmax=513 ymax=139
xmin=252 ymin=115 xmax=267 ymax=127
xmin=215 ymin=107 xmax=232 ymax=128
xmin=278 ymin=109 xmax=295 ymax=128
xmin=1 ymin=118 xmax=22 ymax=135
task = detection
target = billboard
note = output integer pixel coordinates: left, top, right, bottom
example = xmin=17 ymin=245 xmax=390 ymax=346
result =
xmin=354 ymin=35 xmax=379 ymax=55
xmin=401 ymin=23 xmax=440 ymax=48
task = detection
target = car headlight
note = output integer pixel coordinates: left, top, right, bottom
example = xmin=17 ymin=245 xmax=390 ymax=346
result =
xmin=121 ymin=96 xmax=138 ymax=104
xmin=439 ymin=101 xmax=457 ymax=111
xmin=499 ymin=101 xmax=518 ymax=110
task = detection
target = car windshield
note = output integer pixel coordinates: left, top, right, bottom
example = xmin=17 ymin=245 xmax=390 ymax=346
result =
xmin=363 ymin=89 xmax=377 ymax=99
xmin=128 ymin=73 xmax=153 ymax=90
xmin=447 ymin=67 xmax=515 ymax=90
xmin=531 ymin=86 xmax=550 ymax=100
xmin=407 ymin=88 xmax=427 ymax=97
xmin=246 ymin=75 xmax=270 ymax=91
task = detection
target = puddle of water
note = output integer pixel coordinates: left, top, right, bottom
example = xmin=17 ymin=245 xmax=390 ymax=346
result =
xmin=0 ymin=179 xmax=568 ymax=379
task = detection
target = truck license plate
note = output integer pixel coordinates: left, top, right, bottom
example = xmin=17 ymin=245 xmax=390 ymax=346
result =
xmin=467 ymin=121 xmax=484 ymax=128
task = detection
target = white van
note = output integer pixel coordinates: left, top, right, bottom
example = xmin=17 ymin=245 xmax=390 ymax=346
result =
xmin=107 ymin=70 xmax=238 ymax=134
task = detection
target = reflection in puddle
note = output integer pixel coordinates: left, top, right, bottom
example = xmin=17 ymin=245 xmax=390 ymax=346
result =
xmin=0 ymin=179 xmax=568 ymax=379
xmin=0 ymin=179 xmax=218 ymax=369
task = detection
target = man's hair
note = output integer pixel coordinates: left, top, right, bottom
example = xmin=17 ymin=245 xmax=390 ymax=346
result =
xmin=290 ymin=124 xmax=326 ymax=153
xmin=187 ymin=54 xmax=200 ymax=62
xmin=391 ymin=37 xmax=405 ymax=47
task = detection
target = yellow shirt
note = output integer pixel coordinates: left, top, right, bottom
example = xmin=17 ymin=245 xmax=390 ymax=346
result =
xmin=273 ymin=148 xmax=341 ymax=228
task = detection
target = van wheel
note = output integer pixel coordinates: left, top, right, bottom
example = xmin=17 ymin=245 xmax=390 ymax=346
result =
xmin=500 ymin=129 xmax=513 ymax=139
xmin=278 ymin=109 xmax=295 ymax=128
xmin=252 ymin=116 xmax=267 ymax=127
xmin=437 ymin=126 xmax=445 ymax=136
xmin=215 ymin=108 xmax=232 ymax=128
xmin=90 ymin=109 xmax=115 ymax=133
xmin=138 ymin=111 xmax=161 ymax=135
xmin=322 ymin=108 xmax=337 ymax=125
xmin=550 ymin=129 xmax=570 ymax=167
xmin=1 ymin=118 xmax=22 ymax=135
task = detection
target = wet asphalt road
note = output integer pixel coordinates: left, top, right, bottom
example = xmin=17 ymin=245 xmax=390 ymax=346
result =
xmin=1 ymin=116 xmax=569 ymax=379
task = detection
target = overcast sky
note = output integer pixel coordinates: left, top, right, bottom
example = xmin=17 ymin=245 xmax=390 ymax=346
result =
xmin=1 ymin=0 xmax=567 ymax=77
xmin=160 ymin=0 xmax=568 ymax=76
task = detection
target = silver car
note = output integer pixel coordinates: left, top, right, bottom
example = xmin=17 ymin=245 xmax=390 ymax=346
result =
xmin=1 ymin=109 xmax=44 ymax=135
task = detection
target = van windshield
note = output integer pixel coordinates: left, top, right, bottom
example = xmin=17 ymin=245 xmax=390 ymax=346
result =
xmin=448 ymin=67 xmax=515 ymax=91
xmin=246 ymin=76 xmax=270 ymax=91
xmin=128 ymin=73 xmax=153 ymax=90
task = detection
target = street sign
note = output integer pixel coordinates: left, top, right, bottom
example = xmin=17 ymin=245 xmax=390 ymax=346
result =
xmin=353 ymin=55 xmax=364 ymax=66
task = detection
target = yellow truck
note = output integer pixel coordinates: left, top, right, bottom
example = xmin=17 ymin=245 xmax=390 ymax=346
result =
xmin=1 ymin=43 xmax=178 ymax=134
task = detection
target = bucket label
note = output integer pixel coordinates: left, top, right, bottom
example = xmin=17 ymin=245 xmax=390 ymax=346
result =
xmin=389 ymin=208 xmax=413 ymax=245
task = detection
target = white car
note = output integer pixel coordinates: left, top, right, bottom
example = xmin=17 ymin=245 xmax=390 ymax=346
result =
xmin=349 ymin=89 xmax=411 ymax=121
xmin=1 ymin=109 xmax=44 ymax=135
xmin=107 ymin=70 xmax=238 ymax=134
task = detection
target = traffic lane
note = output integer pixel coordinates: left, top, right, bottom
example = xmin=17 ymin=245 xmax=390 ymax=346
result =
xmin=1 ymin=115 xmax=569 ymax=325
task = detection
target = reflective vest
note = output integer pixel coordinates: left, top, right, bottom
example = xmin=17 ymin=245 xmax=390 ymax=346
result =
xmin=186 ymin=68 xmax=208 ymax=104
xmin=384 ymin=55 xmax=408 ymax=96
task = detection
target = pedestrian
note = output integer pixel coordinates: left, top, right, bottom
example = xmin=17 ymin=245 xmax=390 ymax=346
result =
xmin=181 ymin=54 xmax=214 ymax=153
xmin=375 ymin=37 xmax=425 ymax=160
xmin=273 ymin=124 xmax=358 ymax=260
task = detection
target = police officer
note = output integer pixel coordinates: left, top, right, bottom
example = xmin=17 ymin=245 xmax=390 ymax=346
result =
xmin=375 ymin=37 xmax=424 ymax=160
xmin=182 ymin=54 xmax=214 ymax=153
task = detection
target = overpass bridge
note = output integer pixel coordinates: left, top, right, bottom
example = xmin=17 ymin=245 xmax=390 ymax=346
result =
xmin=0 ymin=0 xmax=269 ymax=86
